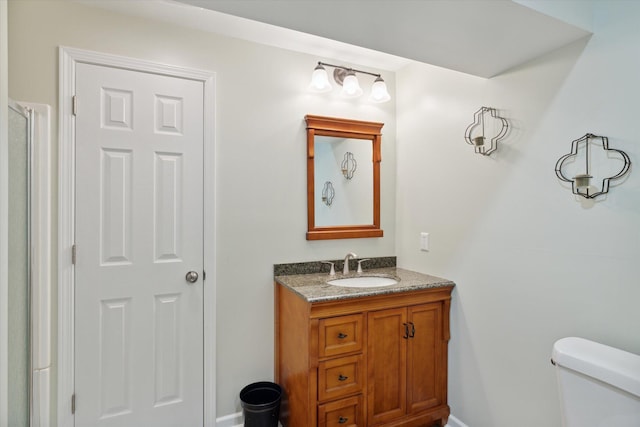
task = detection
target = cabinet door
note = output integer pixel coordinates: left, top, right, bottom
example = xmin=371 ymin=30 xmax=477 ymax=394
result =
xmin=367 ymin=307 xmax=407 ymax=425
xmin=407 ymin=303 xmax=444 ymax=414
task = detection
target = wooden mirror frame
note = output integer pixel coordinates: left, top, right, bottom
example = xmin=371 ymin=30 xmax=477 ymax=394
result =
xmin=305 ymin=115 xmax=384 ymax=240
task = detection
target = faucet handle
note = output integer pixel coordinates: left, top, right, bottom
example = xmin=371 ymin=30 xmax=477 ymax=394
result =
xmin=356 ymin=259 xmax=371 ymax=273
xmin=321 ymin=261 xmax=336 ymax=276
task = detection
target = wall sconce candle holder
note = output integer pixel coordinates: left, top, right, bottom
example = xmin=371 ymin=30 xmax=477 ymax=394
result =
xmin=555 ymin=133 xmax=631 ymax=199
xmin=308 ymin=61 xmax=391 ymax=103
xmin=341 ymin=152 xmax=357 ymax=180
xmin=464 ymin=106 xmax=508 ymax=156
xmin=321 ymin=181 xmax=335 ymax=206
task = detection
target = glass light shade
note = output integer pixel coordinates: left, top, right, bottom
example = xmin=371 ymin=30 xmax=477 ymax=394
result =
xmin=369 ymin=77 xmax=391 ymax=103
xmin=341 ymin=73 xmax=363 ymax=98
xmin=309 ymin=65 xmax=332 ymax=93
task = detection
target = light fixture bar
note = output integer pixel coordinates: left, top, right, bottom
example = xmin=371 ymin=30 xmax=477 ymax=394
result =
xmin=316 ymin=61 xmax=382 ymax=79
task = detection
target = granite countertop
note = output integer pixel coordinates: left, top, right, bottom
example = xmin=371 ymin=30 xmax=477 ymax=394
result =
xmin=275 ymin=267 xmax=455 ymax=303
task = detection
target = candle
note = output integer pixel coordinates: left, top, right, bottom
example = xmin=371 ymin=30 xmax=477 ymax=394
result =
xmin=473 ymin=136 xmax=485 ymax=146
xmin=574 ymin=174 xmax=592 ymax=190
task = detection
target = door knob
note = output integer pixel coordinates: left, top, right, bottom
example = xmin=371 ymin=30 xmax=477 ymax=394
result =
xmin=185 ymin=271 xmax=199 ymax=283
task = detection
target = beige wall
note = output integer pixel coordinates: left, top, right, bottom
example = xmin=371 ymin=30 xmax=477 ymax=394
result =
xmin=8 ymin=0 xmax=396 ymax=421
xmin=396 ymin=2 xmax=640 ymax=426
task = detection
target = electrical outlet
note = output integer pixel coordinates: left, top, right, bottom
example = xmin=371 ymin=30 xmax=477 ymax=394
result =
xmin=420 ymin=232 xmax=429 ymax=251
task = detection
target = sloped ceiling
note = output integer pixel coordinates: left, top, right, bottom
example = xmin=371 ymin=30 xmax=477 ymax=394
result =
xmin=171 ymin=0 xmax=591 ymax=77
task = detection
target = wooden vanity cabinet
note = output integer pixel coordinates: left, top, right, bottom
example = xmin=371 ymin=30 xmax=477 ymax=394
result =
xmin=275 ymin=283 xmax=453 ymax=427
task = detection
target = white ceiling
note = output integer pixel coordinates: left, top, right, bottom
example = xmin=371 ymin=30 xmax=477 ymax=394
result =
xmin=170 ymin=0 xmax=591 ymax=77
xmin=80 ymin=0 xmax=591 ymax=77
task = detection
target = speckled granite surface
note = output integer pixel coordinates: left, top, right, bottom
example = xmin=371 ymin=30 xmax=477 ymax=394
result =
xmin=275 ymin=267 xmax=455 ymax=303
xmin=273 ymin=256 xmax=396 ymax=277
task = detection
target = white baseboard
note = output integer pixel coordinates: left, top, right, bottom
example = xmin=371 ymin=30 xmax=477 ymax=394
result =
xmin=216 ymin=411 xmax=466 ymax=427
xmin=446 ymin=414 xmax=469 ymax=427
xmin=215 ymin=412 xmax=242 ymax=427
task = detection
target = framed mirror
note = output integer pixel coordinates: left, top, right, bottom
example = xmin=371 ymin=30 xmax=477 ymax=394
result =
xmin=305 ymin=115 xmax=384 ymax=240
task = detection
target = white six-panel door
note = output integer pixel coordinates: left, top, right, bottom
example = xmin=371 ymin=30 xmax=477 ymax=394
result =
xmin=74 ymin=62 xmax=204 ymax=427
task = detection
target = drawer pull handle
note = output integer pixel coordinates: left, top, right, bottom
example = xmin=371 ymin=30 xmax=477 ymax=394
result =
xmin=338 ymin=416 xmax=348 ymax=424
xmin=409 ymin=321 xmax=415 ymax=338
xmin=403 ymin=323 xmax=409 ymax=339
xmin=338 ymin=374 xmax=348 ymax=381
xmin=337 ymin=332 xmax=348 ymax=339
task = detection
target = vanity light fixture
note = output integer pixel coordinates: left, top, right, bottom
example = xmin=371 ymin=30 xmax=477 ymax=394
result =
xmin=341 ymin=152 xmax=357 ymax=180
xmin=555 ymin=133 xmax=631 ymax=199
xmin=308 ymin=61 xmax=391 ymax=103
xmin=464 ymin=106 xmax=508 ymax=156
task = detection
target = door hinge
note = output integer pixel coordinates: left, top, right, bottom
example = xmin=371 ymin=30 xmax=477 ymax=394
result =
xmin=203 ymin=270 xmax=206 ymax=281
xmin=72 ymin=95 xmax=77 ymax=116
xmin=71 ymin=393 xmax=76 ymax=414
xmin=72 ymin=244 xmax=77 ymax=265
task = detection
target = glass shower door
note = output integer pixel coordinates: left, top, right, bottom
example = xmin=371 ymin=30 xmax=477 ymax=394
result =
xmin=8 ymin=100 xmax=31 ymax=427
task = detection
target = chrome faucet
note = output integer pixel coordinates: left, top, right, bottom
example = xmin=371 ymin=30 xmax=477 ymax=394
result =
xmin=343 ymin=252 xmax=357 ymax=275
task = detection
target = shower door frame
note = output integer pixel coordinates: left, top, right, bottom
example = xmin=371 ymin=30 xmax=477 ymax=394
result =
xmin=6 ymin=99 xmax=53 ymax=427
xmin=22 ymin=102 xmax=53 ymax=427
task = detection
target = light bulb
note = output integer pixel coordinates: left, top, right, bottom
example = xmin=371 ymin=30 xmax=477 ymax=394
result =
xmin=369 ymin=76 xmax=391 ymax=103
xmin=340 ymin=71 xmax=363 ymax=98
xmin=309 ymin=64 xmax=332 ymax=93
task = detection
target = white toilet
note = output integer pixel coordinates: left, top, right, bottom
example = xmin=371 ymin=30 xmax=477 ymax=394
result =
xmin=552 ymin=337 xmax=640 ymax=426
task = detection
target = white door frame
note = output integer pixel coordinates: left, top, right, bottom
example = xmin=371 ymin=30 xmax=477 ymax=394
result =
xmin=58 ymin=46 xmax=216 ymax=427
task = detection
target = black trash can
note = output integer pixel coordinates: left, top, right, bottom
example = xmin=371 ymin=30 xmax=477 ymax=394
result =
xmin=240 ymin=381 xmax=282 ymax=427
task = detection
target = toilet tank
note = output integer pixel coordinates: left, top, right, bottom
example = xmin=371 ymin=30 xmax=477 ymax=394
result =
xmin=552 ymin=337 xmax=640 ymax=427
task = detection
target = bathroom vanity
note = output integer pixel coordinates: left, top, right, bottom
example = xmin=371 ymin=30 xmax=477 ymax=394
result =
xmin=274 ymin=266 xmax=454 ymax=427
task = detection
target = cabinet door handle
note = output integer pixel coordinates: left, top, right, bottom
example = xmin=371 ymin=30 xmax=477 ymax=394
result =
xmin=338 ymin=374 xmax=348 ymax=381
xmin=403 ymin=323 xmax=409 ymax=339
xmin=409 ymin=321 xmax=415 ymax=338
xmin=337 ymin=332 xmax=348 ymax=339
xmin=338 ymin=416 xmax=349 ymax=424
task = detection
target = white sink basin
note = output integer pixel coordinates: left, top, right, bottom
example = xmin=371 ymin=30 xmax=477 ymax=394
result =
xmin=327 ymin=276 xmax=398 ymax=288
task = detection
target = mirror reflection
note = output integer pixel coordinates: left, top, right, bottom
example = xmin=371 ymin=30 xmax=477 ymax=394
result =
xmin=305 ymin=115 xmax=383 ymax=240
xmin=314 ymin=136 xmax=373 ymax=226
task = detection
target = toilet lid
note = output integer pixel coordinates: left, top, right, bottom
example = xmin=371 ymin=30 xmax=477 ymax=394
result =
xmin=552 ymin=337 xmax=640 ymax=398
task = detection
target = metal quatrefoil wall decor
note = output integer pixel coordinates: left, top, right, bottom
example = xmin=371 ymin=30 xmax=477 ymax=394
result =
xmin=555 ymin=133 xmax=631 ymax=199
xmin=341 ymin=151 xmax=357 ymax=180
xmin=464 ymin=106 xmax=509 ymax=156
xmin=321 ymin=181 xmax=335 ymax=206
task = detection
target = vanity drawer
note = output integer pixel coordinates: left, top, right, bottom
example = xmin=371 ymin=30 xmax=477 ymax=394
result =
xmin=318 ymin=395 xmax=363 ymax=427
xmin=318 ymin=354 xmax=365 ymax=402
xmin=318 ymin=314 xmax=363 ymax=358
